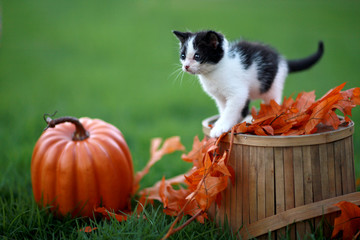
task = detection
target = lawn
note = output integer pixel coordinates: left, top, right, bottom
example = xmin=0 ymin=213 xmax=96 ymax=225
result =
xmin=0 ymin=0 xmax=359 ymax=239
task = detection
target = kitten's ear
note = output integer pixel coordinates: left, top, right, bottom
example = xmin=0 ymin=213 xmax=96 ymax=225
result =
xmin=173 ymin=31 xmax=190 ymax=45
xmin=205 ymin=31 xmax=221 ymax=49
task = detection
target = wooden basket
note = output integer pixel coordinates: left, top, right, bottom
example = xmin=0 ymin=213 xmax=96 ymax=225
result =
xmin=202 ymin=115 xmax=359 ymax=239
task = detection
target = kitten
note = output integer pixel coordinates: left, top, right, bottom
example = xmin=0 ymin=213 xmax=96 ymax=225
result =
xmin=173 ymin=30 xmax=324 ymax=137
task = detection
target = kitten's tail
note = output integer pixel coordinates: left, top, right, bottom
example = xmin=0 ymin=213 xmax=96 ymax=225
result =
xmin=287 ymin=41 xmax=324 ymax=73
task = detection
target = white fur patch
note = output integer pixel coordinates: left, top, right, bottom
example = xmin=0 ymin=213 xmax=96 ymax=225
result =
xmin=181 ymin=37 xmax=201 ymax=74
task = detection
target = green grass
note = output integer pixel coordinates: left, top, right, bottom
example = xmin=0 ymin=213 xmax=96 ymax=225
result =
xmin=0 ymin=0 xmax=359 ymax=239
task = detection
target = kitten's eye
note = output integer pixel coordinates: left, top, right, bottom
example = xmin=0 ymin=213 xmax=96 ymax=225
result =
xmin=194 ymin=53 xmax=200 ymax=61
xmin=181 ymin=53 xmax=186 ymax=60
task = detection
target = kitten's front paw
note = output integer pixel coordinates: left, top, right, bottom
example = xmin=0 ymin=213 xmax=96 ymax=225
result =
xmin=210 ymin=122 xmax=232 ymax=138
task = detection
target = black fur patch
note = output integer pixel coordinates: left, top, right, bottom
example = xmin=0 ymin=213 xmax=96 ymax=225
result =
xmin=180 ymin=45 xmax=187 ymax=60
xmin=173 ymin=31 xmax=194 ymax=60
xmin=192 ymin=31 xmax=225 ymax=64
xmin=173 ymin=31 xmax=192 ymax=45
xmin=233 ymin=41 xmax=279 ymax=93
xmin=287 ymin=41 xmax=324 ymax=73
xmin=241 ymin=99 xmax=250 ymax=118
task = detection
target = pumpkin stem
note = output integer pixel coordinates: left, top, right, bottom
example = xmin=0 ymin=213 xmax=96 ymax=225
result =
xmin=44 ymin=114 xmax=90 ymax=141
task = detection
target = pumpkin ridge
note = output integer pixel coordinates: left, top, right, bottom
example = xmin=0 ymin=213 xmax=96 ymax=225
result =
xmin=56 ymin=141 xmax=77 ymax=216
xmin=40 ymin=140 xmax=68 ymax=206
xmin=93 ymin=130 xmax=133 ymax=173
xmin=32 ymin=136 xmax=66 ymax=202
xmin=85 ymin=138 xmax=116 ymax=209
xmin=88 ymin=137 xmax=131 ymax=210
xmin=75 ymin=141 xmax=101 ymax=217
xmin=84 ymin=141 xmax=101 ymax=209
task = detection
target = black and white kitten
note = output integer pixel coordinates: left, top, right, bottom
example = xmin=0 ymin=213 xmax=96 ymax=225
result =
xmin=173 ymin=30 xmax=324 ymax=137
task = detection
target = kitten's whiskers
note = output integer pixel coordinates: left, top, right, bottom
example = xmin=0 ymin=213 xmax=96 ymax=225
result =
xmin=169 ymin=64 xmax=185 ymax=85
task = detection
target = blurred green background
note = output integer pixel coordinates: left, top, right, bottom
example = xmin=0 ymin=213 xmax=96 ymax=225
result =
xmin=0 ymin=0 xmax=359 ymax=236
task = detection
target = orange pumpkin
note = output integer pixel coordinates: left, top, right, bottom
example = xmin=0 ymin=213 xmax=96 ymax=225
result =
xmin=31 ymin=116 xmax=133 ymax=218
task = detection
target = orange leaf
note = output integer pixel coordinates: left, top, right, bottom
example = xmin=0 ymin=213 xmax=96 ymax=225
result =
xmin=281 ymin=128 xmax=305 ymax=136
xmin=94 ymin=207 xmax=129 ymax=222
xmin=281 ymin=95 xmax=295 ymax=110
xmin=254 ymin=125 xmax=268 ymax=136
xmin=334 ymin=98 xmax=356 ymax=117
xmin=332 ymin=201 xmax=360 ymax=240
xmin=159 ymin=176 xmax=168 ymax=208
xmin=252 ymin=114 xmax=276 ymax=125
xmin=270 ymin=99 xmax=282 ymax=113
xmin=322 ymin=110 xmax=341 ymax=130
xmin=139 ymin=173 xmax=187 ymax=202
xmin=286 ymin=112 xmax=310 ymax=127
xmin=182 ymin=137 xmax=216 ymax=169
xmin=273 ymin=123 xmax=294 ymax=135
xmin=79 ymin=226 xmax=98 ymax=233
xmin=318 ymin=82 xmax=346 ymax=102
xmin=134 ymin=136 xmax=185 ymax=193
xmin=195 ymin=175 xmax=229 ymax=211
xmin=181 ymin=136 xmax=202 ymax=163
xmin=294 ymin=91 xmax=316 ymax=113
xmin=234 ymin=121 xmax=248 ymax=133
xmin=305 ymin=94 xmax=342 ymax=134
xmin=352 ymin=87 xmax=360 ymax=105
xmin=213 ymin=151 xmax=231 ymax=176
xmin=262 ymin=125 xmax=274 ymax=136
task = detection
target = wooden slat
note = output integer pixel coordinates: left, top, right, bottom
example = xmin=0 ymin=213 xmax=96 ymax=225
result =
xmin=264 ymin=147 xmax=275 ymax=240
xmin=310 ymin=145 xmax=322 ymax=229
xmin=311 ymin=145 xmax=322 ymax=202
xmin=224 ymin=144 xmax=231 ymax=226
xmin=242 ymin=145 xmax=250 ymax=226
xmin=229 ymin=146 xmax=238 ymax=231
xmin=293 ymin=146 xmax=305 ymax=238
xmin=349 ymin=136 xmax=356 ymax=191
xmin=274 ymin=148 xmax=285 ymax=214
xmin=340 ymin=139 xmax=349 ymax=194
xmin=327 ymin=143 xmax=336 ymax=198
xmin=284 ymin=147 xmax=295 ymax=210
xmin=265 ymin=148 xmax=274 ymax=219
xmin=293 ymin=147 xmax=304 ymax=207
xmin=274 ymin=148 xmax=285 ymax=238
xmin=302 ymin=146 xmax=313 ymax=234
xmin=249 ymin=146 xmax=258 ymax=223
xmin=350 ymin=137 xmax=356 ymax=191
xmin=326 ymin=142 xmax=338 ymax=237
xmin=235 ymin=145 xmax=243 ymax=230
xmin=257 ymin=147 xmax=266 ymax=221
xmin=319 ymin=144 xmax=330 ymax=199
xmin=334 ymin=141 xmax=343 ymax=196
xmin=283 ymin=147 xmax=295 ymax=239
xmin=345 ymin=136 xmax=356 ymax=192
xmin=240 ymin=192 xmax=360 ymax=239
xmin=302 ymin=146 xmax=313 ymax=204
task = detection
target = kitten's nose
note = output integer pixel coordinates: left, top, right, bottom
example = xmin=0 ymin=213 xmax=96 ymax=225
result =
xmin=185 ymin=65 xmax=190 ymax=70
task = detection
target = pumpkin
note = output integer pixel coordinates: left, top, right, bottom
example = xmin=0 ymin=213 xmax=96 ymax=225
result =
xmin=31 ymin=115 xmax=133 ymax=218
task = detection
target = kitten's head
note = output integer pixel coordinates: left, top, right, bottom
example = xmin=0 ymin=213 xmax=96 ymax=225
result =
xmin=173 ymin=30 xmax=225 ymax=75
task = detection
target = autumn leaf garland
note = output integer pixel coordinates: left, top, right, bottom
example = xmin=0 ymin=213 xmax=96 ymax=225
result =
xmin=139 ymin=136 xmax=233 ymax=231
xmin=90 ymin=83 xmax=360 ymax=239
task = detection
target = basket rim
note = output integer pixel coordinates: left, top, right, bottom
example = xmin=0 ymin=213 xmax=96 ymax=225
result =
xmin=202 ymin=115 xmax=355 ymax=147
